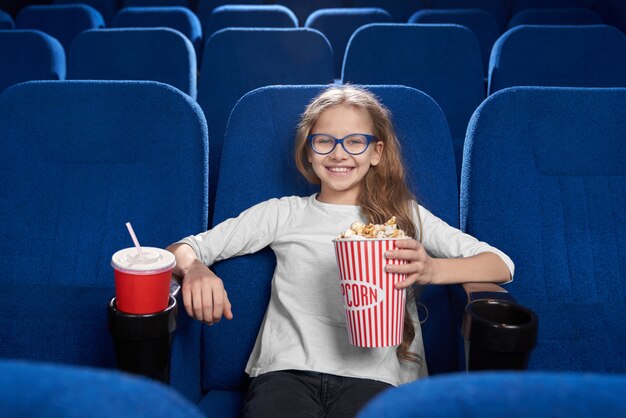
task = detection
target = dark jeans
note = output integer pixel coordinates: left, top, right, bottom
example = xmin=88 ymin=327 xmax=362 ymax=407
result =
xmin=242 ymin=370 xmax=392 ymax=418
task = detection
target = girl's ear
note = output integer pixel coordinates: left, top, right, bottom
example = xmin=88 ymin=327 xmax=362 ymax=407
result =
xmin=370 ymin=141 xmax=384 ymax=166
xmin=307 ymin=146 xmax=313 ymax=163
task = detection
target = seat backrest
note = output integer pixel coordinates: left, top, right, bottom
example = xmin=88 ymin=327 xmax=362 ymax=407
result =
xmin=0 ymin=9 xmax=14 ymax=29
xmin=0 ymin=81 xmax=207 ymax=365
xmin=15 ymin=4 xmax=104 ymax=54
xmin=0 ymin=30 xmax=65 ymax=93
xmin=0 ymin=359 xmax=205 ymax=418
xmin=508 ymin=8 xmax=602 ymax=28
xmin=204 ymin=5 xmax=297 ymax=39
xmin=343 ymin=23 xmax=484 ymax=181
xmin=195 ymin=0 xmax=264 ymax=36
xmin=305 ymin=7 xmax=393 ymax=79
xmin=125 ymin=0 xmax=190 ymax=7
xmin=488 ymin=25 xmax=626 ymax=94
xmin=350 ymin=0 xmax=426 ymax=23
xmin=112 ymin=6 xmax=203 ymax=57
xmin=429 ymin=0 xmax=509 ymax=32
xmin=203 ymin=84 xmax=459 ymax=392
xmin=409 ymin=8 xmax=500 ymax=77
xmin=272 ymin=0 xmax=345 ymax=25
xmin=461 ymin=86 xmax=626 ymax=372
xmin=68 ymin=28 xmax=197 ymax=98
xmin=53 ymin=0 xmax=118 ymax=25
xmin=198 ymin=28 xmax=334 ymax=223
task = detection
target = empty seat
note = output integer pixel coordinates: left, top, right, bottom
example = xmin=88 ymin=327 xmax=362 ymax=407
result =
xmin=359 ymin=371 xmax=626 ymax=417
xmin=461 ymin=86 xmax=626 ymax=372
xmin=343 ymin=23 xmax=485 ymax=182
xmin=351 ymin=0 xmax=426 ymax=23
xmin=0 ymin=80 xmax=207 ymax=369
xmin=409 ymin=9 xmax=500 ymax=77
xmin=204 ymin=4 xmax=297 ymax=39
xmin=171 ymin=84 xmax=460 ymax=416
xmin=112 ymin=7 xmax=203 ymax=57
xmin=125 ymin=0 xmax=190 ymax=7
xmin=508 ymin=8 xmax=603 ymax=28
xmin=15 ymin=4 xmax=105 ymax=54
xmin=53 ymin=0 xmax=118 ymax=25
xmin=271 ymin=0 xmax=344 ymax=25
xmin=0 ymin=30 xmax=65 ymax=93
xmin=196 ymin=0 xmax=264 ymax=35
xmin=198 ymin=28 xmax=334 ymax=221
xmin=0 ymin=359 xmax=205 ymax=418
xmin=429 ymin=0 xmax=509 ymax=31
xmin=305 ymin=8 xmax=393 ymax=79
xmin=0 ymin=9 xmax=14 ymax=29
xmin=68 ymin=28 xmax=197 ymax=98
xmin=488 ymin=25 xmax=626 ymax=94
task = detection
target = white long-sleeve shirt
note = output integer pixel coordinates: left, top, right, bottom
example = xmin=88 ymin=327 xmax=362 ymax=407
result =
xmin=179 ymin=194 xmax=514 ymax=386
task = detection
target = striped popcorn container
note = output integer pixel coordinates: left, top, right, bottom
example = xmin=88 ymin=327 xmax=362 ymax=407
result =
xmin=332 ymin=238 xmax=408 ymax=347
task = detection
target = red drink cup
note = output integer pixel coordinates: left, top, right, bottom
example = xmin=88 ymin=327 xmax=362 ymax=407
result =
xmin=333 ymin=238 xmax=408 ymax=347
xmin=111 ymin=247 xmax=176 ymax=315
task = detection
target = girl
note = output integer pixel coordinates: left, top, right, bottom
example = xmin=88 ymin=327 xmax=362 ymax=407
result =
xmin=166 ymin=85 xmax=514 ymax=418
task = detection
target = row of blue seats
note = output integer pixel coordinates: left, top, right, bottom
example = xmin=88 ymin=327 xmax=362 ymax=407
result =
xmin=3 ymin=0 xmax=615 ymax=30
xmin=0 ymin=80 xmax=624 ymax=416
xmin=3 ymin=23 xmax=625 ymax=221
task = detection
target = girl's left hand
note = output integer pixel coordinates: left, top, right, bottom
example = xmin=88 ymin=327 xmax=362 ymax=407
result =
xmin=385 ymin=239 xmax=439 ymax=289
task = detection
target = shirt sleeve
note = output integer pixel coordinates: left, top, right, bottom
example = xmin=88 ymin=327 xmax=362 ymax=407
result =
xmin=414 ymin=202 xmax=515 ymax=283
xmin=176 ymin=198 xmax=285 ymax=266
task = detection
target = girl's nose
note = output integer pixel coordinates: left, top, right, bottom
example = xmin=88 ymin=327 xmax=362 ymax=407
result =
xmin=330 ymin=143 xmax=348 ymax=159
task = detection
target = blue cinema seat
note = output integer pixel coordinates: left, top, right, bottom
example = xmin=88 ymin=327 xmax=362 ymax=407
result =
xmin=305 ymin=8 xmax=393 ymax=80
xmin=53 ymin=0 xmax=118 ymax=25
xmin=0 ymin=30 xmax=65 ymax=93
xmin=198 ymin=28 xmax=334 ymax=222
xmin=196 ymin=0 xmax=264 ymax=34
xmin=0 ymin=81 xmax=208 ymax=371
xmin=343 ymin=23 xmax=485 ymax=183
xmin=270 ymin=0 xmax=344 ymax=25
xmin=15 ymin=4 xmax=105 ymax=54
xmin=358 ymin=371 xmax=626 ymax=417
xmin=461 ymin=87 xmax=626 ymax=373
xmin=0 ymin=359 xmax=204 ymax=418
xmin=508 ymin=8 xmax=603 ymax=28
xmin=68 ymin=28 xmax=197 ymax=98
xmin=350 ymin=0 xmax=426 ymax=23
xmin=0 ymin=9 xmax=14 ymax=29
xmin=488 ymin=25 xmax=626 ymax=94
xmin=125 ymin=0 xmax=190 ymax=7
xmin=112 ymin=7 xmax=203 ymax=58
xmin=204 ymin=5 xmax=297 ymax=40
xmin=170 ymin=84 xmax=463 ymax=416
xmin=409 ymin=9 xmax=500 ymax=78
xmin=429 ymin=0 xmax=509 ymax=32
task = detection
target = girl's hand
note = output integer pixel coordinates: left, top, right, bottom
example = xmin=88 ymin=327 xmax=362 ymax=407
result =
xmin=385 ymin=239 xmax=439 ymax=289
xmin=181 ymin=259 xmax=233 ymax=325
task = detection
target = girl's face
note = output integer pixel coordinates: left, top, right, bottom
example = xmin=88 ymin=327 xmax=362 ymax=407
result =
xmin=307 ymin=104 xmax=384 ymax=205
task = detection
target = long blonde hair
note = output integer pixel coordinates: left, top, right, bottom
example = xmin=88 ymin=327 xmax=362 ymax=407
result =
xmin=295 ymin=85 xmax=422 ymax=363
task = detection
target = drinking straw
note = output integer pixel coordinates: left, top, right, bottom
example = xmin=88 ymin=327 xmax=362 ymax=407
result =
xmin=125 ymin=222 xmax=143 ymax=256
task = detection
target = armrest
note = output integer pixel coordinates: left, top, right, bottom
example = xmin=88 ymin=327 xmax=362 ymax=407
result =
xmin=462 ymin=282 xmax=516 ymax=303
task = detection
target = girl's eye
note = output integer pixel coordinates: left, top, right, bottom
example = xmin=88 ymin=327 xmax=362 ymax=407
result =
xmin=316 ymin=137 xmax=334 ymax=145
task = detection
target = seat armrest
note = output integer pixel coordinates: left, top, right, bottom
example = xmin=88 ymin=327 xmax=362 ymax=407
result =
xmin=462 ymin=282 xmax=516 ymax=303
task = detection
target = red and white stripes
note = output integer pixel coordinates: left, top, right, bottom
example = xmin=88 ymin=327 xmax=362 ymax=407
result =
xmin=334 ymin=239 xmax=406 ymax=348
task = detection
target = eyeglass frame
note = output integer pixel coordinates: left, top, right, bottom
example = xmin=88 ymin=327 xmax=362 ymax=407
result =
xmin=307 ymin=133 xmax=376 ymax=156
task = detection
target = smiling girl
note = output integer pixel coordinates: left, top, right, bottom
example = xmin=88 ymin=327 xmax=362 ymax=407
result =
xmin=167 ymin=85 xmax=514 ymax=418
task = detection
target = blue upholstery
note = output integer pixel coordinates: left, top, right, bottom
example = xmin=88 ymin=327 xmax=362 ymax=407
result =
xmin=358 ymin=371 xmax=626 ymax=417
xmin=196 ymin=0 xmax=264 ymax=36
xmin=112 ymin=7 xmax=203 ymax=57
xmin=15 ymin=4 xmax=105 ymax=54
xmin=0 ymin=81 xmax=207 ymax=369
xmin=343 ymin=23 xmax=484 ymax=183
xmin=53 ymin=0 xmax=118 ymax=25
xmin=489 ymin=25 xmax=626 ymax=94
xmin=270 ymin=0 xmax=345 ymax=25
xmin=198 ymin=28 xmax=334 ymax=222
xmin=0 ymin=9 xmax=14 ymax=29
xmin=429 ymin=0 xmax=509 ymax=31
xmin=508 ymin=8 xmax=603 ymax=28
xmin=125 ymin=0 xmax=190 ymax=7
xmin=174 ymin=84 xmax=459 ymax=416
xmin=350 ymin=0 xmax=426 ymax=23
xmin=0 ymin=30 xmax=65 ymax=93
xmin=204 ymin=5 xmax=297 ymax=39
xmin=460 ymin=87 xmax=626 ymax=373
xmin=68 ymin=28 xmax=197 ymax=98
xmin=511 ymin=0 xmax=590 ymax=17
xmin=305 ymin=8 xmax=393 ymax=79
xmin=593 ymin=0 xmax=626 ymax=33
xmin=409 ymin=9 xmax=500 ymax=76
xmin=0 ymin=359 xmax=204 ymax=418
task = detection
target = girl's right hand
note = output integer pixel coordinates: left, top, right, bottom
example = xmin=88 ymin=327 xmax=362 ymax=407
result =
xmin=181 ymin=259 xmax=233 ymax=325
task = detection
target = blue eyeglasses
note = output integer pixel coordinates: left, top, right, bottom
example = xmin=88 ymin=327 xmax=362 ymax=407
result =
xmin=307 ymin=134 xmax=375 ymax=155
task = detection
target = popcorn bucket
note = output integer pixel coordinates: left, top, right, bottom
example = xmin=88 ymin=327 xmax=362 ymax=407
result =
xmin=332 ymin=238 xmax=408 ymax=347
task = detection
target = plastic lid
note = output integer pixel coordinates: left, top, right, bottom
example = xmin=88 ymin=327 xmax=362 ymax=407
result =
xmin=111 ymin=247 xmax=176 ymax=275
